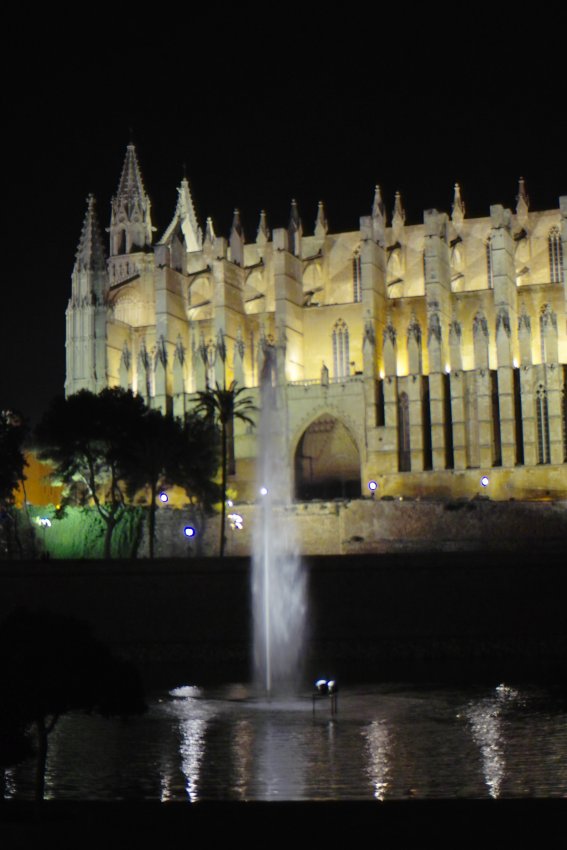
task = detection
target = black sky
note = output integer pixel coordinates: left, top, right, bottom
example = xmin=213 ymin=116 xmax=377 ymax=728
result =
xmin=2 ymin=15 xmax=564 ymax=423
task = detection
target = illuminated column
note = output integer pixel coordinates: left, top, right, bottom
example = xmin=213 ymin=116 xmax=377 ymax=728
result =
xmin=172 ymin=339 xmax=187 ymax=418
xmin=360 ymin=219 xmax=387 ymax=430
xmin=154 ymin=336 xmax=169 ymax=414
xmin=495 ymin=309 xmax=516 ymax=467
xmin=407 ymin=315 xmax=424 ymax=471
xmin=424 ymin=210 xmax=451 ymax=470
xmin=119 ymin=342 xmax=131 ymax=391
xmin=382 ymin=319 xmax=399 ymax=473
xmin=449 ymin=319 xmax=467 ymax=470
xmin=541 ymin=305 xmax=563 ymax=464
xmin=273 ymin=227 xmax=304 ymax=383
xmin=473 ymin=311 xmax=493 ymax=468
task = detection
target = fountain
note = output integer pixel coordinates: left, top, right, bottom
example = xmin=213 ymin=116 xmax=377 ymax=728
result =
xmin=252 ymin=380 xmax=307 ymax=696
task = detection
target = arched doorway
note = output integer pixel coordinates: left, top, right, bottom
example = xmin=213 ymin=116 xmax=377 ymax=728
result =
xmin=294 ymin=415 xmax=361 ymax=500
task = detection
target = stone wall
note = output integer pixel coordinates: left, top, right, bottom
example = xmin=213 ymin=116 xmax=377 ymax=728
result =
xmin=150 ymin=498 xmax=567 ymax=559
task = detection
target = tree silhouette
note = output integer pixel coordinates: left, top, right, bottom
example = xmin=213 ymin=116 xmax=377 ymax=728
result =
xmin=123 ymin=409 xmax=220 ymax=558
xmin=0 ymin=410 xmax=27 ymax=559
xmin=195 ymin=382 xmax=256 ymax=556
xmin=0 ymin=609 xmax=146 ymax=801
xmin=34 ymin=389 xmax=147 ymax=559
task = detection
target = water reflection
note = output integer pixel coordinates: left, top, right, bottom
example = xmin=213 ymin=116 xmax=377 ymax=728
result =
xmin=464 ymin=684 xmax=522 ymax=798
xmin=3 ymin=684 xmax=567 ymax=801
xmin=363 ymin=719 xmax=391 ymax=800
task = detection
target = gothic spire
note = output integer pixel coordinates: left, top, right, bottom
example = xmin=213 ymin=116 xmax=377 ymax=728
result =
xmin=74 ymin=195 xmax=107 ymax=273
xmin=230 ymin=209 xmax=245 ymax=265
xmin=392 ymin=191 xmax=405 ymax=243
xmin=516 ymin=176 xmax=529 ymax=228
xmin=451 ymin=183 xmax=465 ymax=230
xmin=314 ymin=201 xmax=328 ymax=238
xmin=204 ymin=216 xmax=216 ymax=245
xmin=372 ymin=185 xmax=386 ymax=244
xmin=256 ymin=210 xmax=270 ymax=245
xmin=160 ymin=177 xmax=203 ymax=252
xmin=288 ymin=199 xmax=302 ymax=255
xmin=110 ymin=143 xmax=153 ymax=255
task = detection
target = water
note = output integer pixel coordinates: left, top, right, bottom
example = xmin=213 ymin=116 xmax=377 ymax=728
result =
xmin=252 ymin=382 xmax=307 ymax=694
xmin=4 ymin=684 xmax=567 ymax=801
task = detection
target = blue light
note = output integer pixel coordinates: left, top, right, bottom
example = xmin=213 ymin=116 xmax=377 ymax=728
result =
xmin=480 ymin=476 xmax=489 ymax=488
xmin=368 ymin=480 xmax=378 ymax=492
xmin=159 ymin=492 xmax=168 ymax=503
xmin=183 ymin=526 xmax=196 ymax=538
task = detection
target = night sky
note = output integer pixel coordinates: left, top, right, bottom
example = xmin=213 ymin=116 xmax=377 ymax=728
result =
xmin=2 ymin=15 xmax=564 ymax=424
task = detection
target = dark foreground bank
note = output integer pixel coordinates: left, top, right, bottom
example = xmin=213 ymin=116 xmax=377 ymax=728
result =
xmin=1 ymin=800 xmax=566 ymax=845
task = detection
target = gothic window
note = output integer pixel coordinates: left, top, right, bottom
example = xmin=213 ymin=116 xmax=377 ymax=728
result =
xmin=398 ymin=391 xmax=411 ymax=472
xmin=548 ymin=227 xmax=564 ymax=283
xmin=332 ymin=319 xmax=350 ymax=380
xmin=536 ymin=383 xmax=550 ymax=464
xmin=485 ymin=237 xmax=494 ymax=289
xmin=353 ymin=251 xmax=362 ymax=303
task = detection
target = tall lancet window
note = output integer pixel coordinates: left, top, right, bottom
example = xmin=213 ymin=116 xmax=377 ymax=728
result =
xmin=536 ymin=383 xmax=550 ymax=464
xmin=548 ymin=227 xmax=563 ymax=283
xmin=332 ymin=319 xmax=350 ymax=380
xmin=485 ymin=237 xmax=494 ymax=289
xmin=353 ymin=251 xmax=362 ymax=303
xmin=398 ymin=392 xmax=411 ymax=472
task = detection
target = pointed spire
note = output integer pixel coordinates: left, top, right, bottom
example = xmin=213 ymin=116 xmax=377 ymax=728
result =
xmin=116 ymin=144 xmax=147 ymax=200
xmin=177 ymin=178 xmax=202 ymax=251
xmin=392 ymin=191 xmax=405 ymax=243
xmin=288 ymin=199 xmax=302 ymax=255
xmin=204 ymin=216 xmax=216 ymax=246
xmin=371 ymin=185 xmax=386 ymax=244
xmin=110 ymin=144 xmax=153 ymax=254
xmin=159 ymin=176 xmax=203 ymax=252
xmin=256 ymin=210 xmax=270 ymax=249
xmin=75 ymin=195 xmax=107 ymax=272
xmin=314 ymin=201 xmax=328 ymax=239
xmin=451 ymin=183 xmax=465 ymax=230
xmin=230 ymin=209 xmax=245 ymax=266
xmin=516 ymin=176 xmax=529 ymax=228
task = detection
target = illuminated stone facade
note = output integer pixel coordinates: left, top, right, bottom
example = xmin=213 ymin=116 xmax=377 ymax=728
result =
xmin=66 ymin=146 xmax=567 ymax=501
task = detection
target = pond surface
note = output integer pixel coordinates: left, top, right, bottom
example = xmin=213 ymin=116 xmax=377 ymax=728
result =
xmin=4 ymin=683 xmax=567 ymax=801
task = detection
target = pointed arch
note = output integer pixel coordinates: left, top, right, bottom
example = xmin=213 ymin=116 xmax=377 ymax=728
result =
xmin=294 ymin=413 xmax=361 ymax=500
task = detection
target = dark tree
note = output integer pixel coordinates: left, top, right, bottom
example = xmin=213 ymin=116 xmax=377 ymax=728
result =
xmin=0 ymin=609 xmax=146 ymax=802
xmin=123 ymin=409 xmax=220 ymax=558
xmin=0 ymin=410 xmax=27 ymax=558
xmin=34 ymin=389 xmax=148 ymax=559
xmin=195 ymin=382 xmax=256 ymax=556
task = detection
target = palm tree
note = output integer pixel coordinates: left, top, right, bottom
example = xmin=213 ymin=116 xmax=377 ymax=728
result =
xmin=195 ymin=381 xmax=256 ymax=556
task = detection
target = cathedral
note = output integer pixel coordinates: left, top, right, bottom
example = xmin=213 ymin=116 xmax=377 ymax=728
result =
xmin=66 ymin=145 xmax=567 ymax=503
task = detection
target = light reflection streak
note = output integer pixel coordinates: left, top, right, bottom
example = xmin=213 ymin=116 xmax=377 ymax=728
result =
xmin=363 ymin=718 xmax=391 ymax=800
xmin=465 ymin=684 xmax=520 ymax=799
xmin=179 ymin=715 xmax=208 ymax=801
xmin=231 ymin=719 xmax=254 ymax=800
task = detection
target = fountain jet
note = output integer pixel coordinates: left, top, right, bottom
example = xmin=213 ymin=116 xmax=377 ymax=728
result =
xmin=252 ymin=380 xmax=307 ymax=696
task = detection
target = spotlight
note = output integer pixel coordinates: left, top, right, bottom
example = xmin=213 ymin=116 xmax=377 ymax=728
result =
xmin=368 ymin=480 xmax=378 ymax=492
xmin=480 ymin=476 xmax=489 ymax=488
xmin=183 ymin=526 xmax=196 ymax=538
xmin=228 ymin=513 xmax=244 ymax=531
xmin=159 ymin=492 xmax=168 ymax=503
xmin=260 ymin=487 xmax=268 ymax=496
